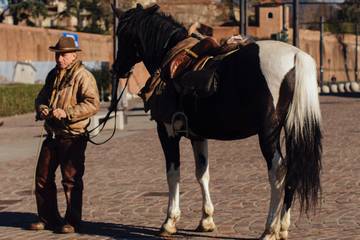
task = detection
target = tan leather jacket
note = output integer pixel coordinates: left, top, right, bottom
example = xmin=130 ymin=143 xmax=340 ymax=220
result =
xmin=35 ymin=60 xmax=100 ymax=136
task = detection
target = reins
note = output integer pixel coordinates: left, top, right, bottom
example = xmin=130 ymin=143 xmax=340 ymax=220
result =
xmin=57 ymin=70 xmax=131 ymax=145
xmin=86 ymin=71 xmax=130 ymax=145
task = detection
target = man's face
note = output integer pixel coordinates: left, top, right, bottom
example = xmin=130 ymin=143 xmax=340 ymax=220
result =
xmin=55 ymin=52 xmax=77 ymax=69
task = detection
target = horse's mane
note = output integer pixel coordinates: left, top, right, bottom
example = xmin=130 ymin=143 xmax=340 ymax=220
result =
xmin=119 ymin=5 xmax=188 ymax=73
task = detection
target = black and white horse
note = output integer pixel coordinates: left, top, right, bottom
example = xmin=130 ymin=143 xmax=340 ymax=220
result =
xmin=112 ymin=4 xmax=322 ymax=240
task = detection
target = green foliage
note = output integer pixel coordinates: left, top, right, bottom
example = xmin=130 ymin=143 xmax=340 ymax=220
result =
xmin=0 ymin=84 xmax=43 ymax=117
xmin=59 ymin=0 xmax=112 ymax=34
xmin=8 ymin=0 xmax=48 ymax=26
xmin=271 ymin=30 xmax=289 ymax=43
xmin=327 ymin=1 xmax=360 ymax=34
xmin=325 ymin=22 xmax=356 ymax=34
xmin=338 ymin=0 xmax=360 ymax=23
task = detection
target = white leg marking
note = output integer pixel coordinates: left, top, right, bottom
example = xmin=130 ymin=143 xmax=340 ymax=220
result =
xmin=161 ymin=163 xmax=181 ymax=235
xmin=191 ymin=140 xmax=216 ymax=232
xmin=279 ymin=207 xmax=291 ymax=240
xmin=262 ymin=150 xmax=286 ymax=240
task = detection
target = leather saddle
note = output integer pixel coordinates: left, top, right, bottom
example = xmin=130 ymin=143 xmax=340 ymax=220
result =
xmin=167 ymin=37 xmax=221 ymax=80
xmin=165 ymin=37 xmax=242 ymax=98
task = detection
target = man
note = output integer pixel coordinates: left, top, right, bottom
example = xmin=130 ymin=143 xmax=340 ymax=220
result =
xmin=30 ymin=36 xmax=100 ymax=233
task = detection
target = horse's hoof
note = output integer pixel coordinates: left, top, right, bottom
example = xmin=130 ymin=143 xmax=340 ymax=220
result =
xmin=279 ymin=230 xmax=288 ymax=240
xmin=260 ymin=231 xmax=278 ymax=240
xmin=195 ymin=220 xmax=216 ymax=232
xmin=159 ymin=225 xmax=177 ymax=236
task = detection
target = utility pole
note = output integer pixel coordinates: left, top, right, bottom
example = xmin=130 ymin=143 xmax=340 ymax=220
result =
xmin=239 ymin=0 xmax=247 ymax=36
xmin=292 ymin=0 xmax=299 ymax=47
xmin=113 ymin=0 xmax=118 ymax=63
xmin=320 ymin=16 xmax=324 ymax=86
xmin=282 ymin=3 xmax=287 ymax=31
xmin=355 ymin=23 xmax=359 ymax=82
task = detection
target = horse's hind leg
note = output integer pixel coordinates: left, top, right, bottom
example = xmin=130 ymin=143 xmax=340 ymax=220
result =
xmin=278 ymin=176 xmax=296 ymax=240
xmin=191 ymin=139 xmax=216 ymax=232
xmin=157 ymin=123 xmax=181 ymax=236
xmin=259 ymin=129 xmax=286 ymax=240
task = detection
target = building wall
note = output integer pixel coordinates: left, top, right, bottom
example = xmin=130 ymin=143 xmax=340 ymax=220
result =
xmin=157 ymin=0 xmax=229 ymax=27
xmin=122 ymin=0 xmax=231 ymax=27
xmin=0 ymin=24 xmax=113 ymax=82
xmin=0 ymin=24 xmax=112 ymax=62
xmin=299 ymin=29 xmax=359 ymax=82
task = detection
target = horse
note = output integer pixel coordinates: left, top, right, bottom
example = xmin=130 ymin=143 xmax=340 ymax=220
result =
xmin=111 ymin=4 xmax=322 ymax=240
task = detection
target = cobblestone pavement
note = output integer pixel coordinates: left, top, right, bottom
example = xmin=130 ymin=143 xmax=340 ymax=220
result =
xmin=0 ymin=95 xmax=359 ymax=240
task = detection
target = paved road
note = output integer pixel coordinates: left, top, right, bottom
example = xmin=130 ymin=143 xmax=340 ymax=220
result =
xmin=0 ymin=95 xmax=359 ymax=240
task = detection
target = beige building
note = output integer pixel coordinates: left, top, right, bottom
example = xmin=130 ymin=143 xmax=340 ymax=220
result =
xmin=248 ymin=2 xmax=290 ymax=39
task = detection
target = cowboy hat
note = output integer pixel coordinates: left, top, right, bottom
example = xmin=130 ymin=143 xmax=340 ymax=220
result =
xmin=49 ymin=36 xmax=82 ymax=53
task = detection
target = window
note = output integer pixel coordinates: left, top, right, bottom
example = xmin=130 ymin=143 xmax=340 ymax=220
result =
xmin=268 ymin=12 xmax=273 ymax=19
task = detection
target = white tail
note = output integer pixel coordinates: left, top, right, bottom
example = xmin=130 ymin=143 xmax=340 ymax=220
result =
xmin=286 ymin=51 xmax=321 ymax=142
xmin=284 ymin=50 xmax=322 ymax=213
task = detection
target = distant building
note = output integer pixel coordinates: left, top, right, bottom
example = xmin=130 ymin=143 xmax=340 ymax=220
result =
xmin=248 ymin=1 xmax=290 ymax=39
xmin=192 ymin=2 xmax=290 ymax=40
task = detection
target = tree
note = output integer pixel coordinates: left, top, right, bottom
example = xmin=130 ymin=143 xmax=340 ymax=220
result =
xmin=59 ymin=0 xmax=112 ymax=34
xmin=325 ymin=1 xmax=360 ymax=81
xmin=82 ymin=0 xmax=112 ymax=34
xmin=8 ymin=0 xmax=48 ymax=26
xmin=337 ymin=0 xmax=360 ymax=23
xmin=58 ymin=0 xmax=84 ymax=31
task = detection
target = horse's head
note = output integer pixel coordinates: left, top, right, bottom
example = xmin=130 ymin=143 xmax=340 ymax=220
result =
xmin=111 ymin=4 xmax=160 ymax=78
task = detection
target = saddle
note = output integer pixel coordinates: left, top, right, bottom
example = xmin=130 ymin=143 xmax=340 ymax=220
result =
xmin=167 ymin=35 xmax=251 ymax=80
xmin=168 ymin=37 xmax=220 ymax=79
xmin=139 ymin=35 xmax=251 ymax=127
xmin=166 ymin=36 xmax=245 ymax=98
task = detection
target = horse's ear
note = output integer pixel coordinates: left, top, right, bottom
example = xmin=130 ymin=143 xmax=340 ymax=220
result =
xmin=136 ymin=3 xmax=143 ymax=10
xmin=111 ymin=4 xmax=123 ymax=18
xmin=144 ymin=4 xmax=160 ymax=14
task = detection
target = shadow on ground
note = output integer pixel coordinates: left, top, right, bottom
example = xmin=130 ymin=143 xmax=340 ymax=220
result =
xmin=0 ymin=211 xmax=37 ymax=228
xmin=0 ymin=212 xmax=256 ymax=240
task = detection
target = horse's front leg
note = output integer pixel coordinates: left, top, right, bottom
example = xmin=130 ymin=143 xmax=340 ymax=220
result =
xmin=191 ymin=139 xmax=216 ymax=232
xmin=157 ymin=122 xmax=181 ymax=236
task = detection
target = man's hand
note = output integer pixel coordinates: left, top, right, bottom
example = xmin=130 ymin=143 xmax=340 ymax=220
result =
xmin=52 ymin=108 xmax=67 ymax=120
xmin=40 ymin=108 xmax=50 ymax=120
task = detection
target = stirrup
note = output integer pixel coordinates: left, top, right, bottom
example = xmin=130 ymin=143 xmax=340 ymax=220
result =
xmin=171 ymin=112 xmax=189 ymax=137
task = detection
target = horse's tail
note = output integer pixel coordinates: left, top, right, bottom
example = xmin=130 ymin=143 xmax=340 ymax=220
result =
xmin=284 ymin=51 xmax=322 ymax=213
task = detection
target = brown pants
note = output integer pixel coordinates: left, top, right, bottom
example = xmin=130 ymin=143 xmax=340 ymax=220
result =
xmin=35 ymin=135 xmax=87 ymax=228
